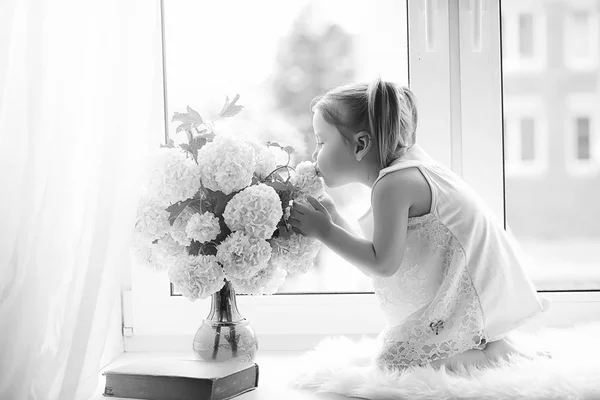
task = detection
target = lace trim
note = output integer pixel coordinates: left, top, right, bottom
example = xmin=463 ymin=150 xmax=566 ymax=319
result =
xmin=371 ymin=215 xmax=487 ymax=370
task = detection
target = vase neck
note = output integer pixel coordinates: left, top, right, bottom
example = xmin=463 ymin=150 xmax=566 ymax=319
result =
xmin=207 ymin=280 xmax=244 ymax=323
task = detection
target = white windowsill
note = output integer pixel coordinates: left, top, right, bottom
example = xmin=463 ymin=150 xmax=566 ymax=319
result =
xmin=91 ymin=292 xmax=600 ymax=400
xmin=89 ymin=351 xmax=353 ymax=400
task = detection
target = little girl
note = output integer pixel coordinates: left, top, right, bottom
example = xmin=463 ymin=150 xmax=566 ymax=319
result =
xmin=289 ymin=77 xmax=551 ymax=372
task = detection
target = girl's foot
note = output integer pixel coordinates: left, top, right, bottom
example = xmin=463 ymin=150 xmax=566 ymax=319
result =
xmin=503 ymin=335 xmax=552 ymax=359
xmin=484 ymin=337 xmax=552 ymax=362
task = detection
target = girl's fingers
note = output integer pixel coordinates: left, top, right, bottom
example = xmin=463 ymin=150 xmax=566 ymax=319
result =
xmin=306 ymin=196 xmax=326 ymax=212
xmin=290 ymin=208 xmax=304 ymax=218
xmin=292 ymin=200 xmax=310 ymax=213
xmin=288 ymin=217 xmax=301 ymax=228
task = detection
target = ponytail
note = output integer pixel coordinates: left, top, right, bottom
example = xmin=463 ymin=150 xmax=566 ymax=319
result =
xmin=312 ymin=77 xmax=418 ymax=169
xmin=367 ymin=77 xmax=417 ymax=168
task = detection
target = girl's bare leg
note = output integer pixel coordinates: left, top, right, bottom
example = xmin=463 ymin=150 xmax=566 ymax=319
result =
xmin=430 ymin=337 xmax=551 ymax=372
xmin=486 ymin=336 xmax=552 ymax=360
xmin=429 ymin=349 xmax=488 ymax=372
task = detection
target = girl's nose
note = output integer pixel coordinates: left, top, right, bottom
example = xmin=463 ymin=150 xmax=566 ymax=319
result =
xmin=311 ymin=148 xmax=318 ymax=162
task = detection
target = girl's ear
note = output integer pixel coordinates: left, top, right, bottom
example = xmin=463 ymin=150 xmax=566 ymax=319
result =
xmin=354 ymin=131 xmax=372 ymax=161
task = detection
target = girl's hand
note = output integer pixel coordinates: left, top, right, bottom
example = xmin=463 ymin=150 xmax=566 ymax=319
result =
xmin=289 ymin=195 xmax=333 ymax=240
xmin=316 ymin=192 xmax=339 ymax=224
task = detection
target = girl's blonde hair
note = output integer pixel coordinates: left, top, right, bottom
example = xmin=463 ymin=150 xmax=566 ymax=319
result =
xmin=310 ymin=77 xmax=418 ymax=168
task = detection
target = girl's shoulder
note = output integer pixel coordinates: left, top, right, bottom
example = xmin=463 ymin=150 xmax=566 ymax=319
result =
xmin=372 ymin=163 xmax=433 ymax=219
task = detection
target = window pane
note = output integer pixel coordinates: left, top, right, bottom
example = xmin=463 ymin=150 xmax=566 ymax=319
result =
xmin=576 ymin=117 xmax=591 ymax=161
xmin=520 ymin=117 xmax=535 ymax=161
xmin=519 ymin=14 xmax=534 ymax=58
xmin=502 ymin=1 xmax=600 ymax=291
xmin=163 ymin=0 xmax=408 ymax=293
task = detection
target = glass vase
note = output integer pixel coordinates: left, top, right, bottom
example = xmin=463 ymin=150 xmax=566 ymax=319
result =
xmin=192 ymin=280 xmax=258 ymax=363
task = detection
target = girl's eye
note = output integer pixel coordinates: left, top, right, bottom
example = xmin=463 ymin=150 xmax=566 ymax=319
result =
xmin=316 ymin=142 xmax=324 ymax=146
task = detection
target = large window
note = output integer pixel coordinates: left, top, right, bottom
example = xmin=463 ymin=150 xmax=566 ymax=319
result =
xmin=123 ymin=0 xmax=600 ymax=351
xmin=502 ymin=1 xmax=600 ymax=291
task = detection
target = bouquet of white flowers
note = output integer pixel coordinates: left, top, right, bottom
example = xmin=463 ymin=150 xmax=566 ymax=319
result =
xmin=131 ymin=95 xmax=324 ymax=300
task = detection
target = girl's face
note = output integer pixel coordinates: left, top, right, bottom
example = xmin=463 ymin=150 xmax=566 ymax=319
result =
xmin=311 ymin=110 xmax=357 ymax=187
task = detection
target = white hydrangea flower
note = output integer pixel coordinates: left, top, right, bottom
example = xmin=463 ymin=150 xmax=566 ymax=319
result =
xmin=130 ymin=240 xmax=163 ymax=270
xmin=168 ymin=254 xmax=226 ymax=301
xmin=223 ymin=184 xmax=283 ymax=239
xmin=228 ymin=262 xmax=287 ymax=295
xmin=197 ymin=136 xmax=256 ymax=195
xmin=244 ymin=139 xmax=278 ymax=179
xmin=185 ymin=211 xmax=221 ymax=243
xmin=132 ymin=197 xmax=171 ymax=243
xmin=169 ymin=208 xmax=194 ymax=246
xmin=270 ymin=232 xmax=322 ymax=275
xmin=146 ymin=148 xmax=202 ymax=207
xmin=216 ymin=231 xmax=272 ymax=280
xmin=153 ymin=234 xmax=187 ymax=269
xmin=290 ymin=161 xmax=325 ymax=199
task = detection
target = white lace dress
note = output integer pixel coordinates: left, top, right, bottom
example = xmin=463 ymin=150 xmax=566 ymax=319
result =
xmin=358 ymin=145 xmax=550 ymax=370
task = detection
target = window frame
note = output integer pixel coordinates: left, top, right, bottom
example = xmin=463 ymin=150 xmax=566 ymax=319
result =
xmin=122 ymin=0 xmax=600 ymax=352
xmin=565 ymin=93 xmax=600 ymax=175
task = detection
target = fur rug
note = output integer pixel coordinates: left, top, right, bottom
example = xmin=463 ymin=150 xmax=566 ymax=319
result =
xmin=287 ymin=323 xmax=600 ymax=399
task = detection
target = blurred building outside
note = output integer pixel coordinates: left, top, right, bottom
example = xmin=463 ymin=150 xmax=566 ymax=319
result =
xmin=502 ymin=0 xmax=600 ymax=289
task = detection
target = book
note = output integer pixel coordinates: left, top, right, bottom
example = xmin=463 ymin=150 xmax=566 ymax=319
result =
xmin=102 ymin=358 xmax=259 ymax=400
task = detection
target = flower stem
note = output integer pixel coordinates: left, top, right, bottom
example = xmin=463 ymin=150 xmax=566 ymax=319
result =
xmin=262 ymin=165 xmax=295 ymax=182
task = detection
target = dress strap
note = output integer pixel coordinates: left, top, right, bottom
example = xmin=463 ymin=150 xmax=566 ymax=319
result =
xmin=373 ymin=160 xmax=425 ymax=190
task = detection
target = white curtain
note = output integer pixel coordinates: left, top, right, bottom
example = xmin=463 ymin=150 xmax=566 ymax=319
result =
xmin=0 ymin=1 xmax=164 ymax=399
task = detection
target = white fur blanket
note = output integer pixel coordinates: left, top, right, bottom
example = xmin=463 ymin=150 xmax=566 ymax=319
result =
xmin=288 ymin=323 xmax=600 ymax=399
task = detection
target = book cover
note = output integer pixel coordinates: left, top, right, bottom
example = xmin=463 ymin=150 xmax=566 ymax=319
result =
xmin=102 ymin=358 xmax=259 ymax=400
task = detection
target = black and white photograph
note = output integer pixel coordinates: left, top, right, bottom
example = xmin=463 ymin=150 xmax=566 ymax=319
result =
xmin=1 ymin=1 xmax=599 ymax=399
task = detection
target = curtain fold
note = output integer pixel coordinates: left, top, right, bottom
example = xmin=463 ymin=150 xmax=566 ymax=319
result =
xmin=0 ymin=1 xmax=164 ymax=399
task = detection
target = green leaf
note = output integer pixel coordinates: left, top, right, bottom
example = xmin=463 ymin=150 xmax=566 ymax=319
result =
xmin=196 ymin=131 xmax=216 ymax=141
xmin=175 ymin=121 xmax=193 ymax=134
xmin=272 ymin=173 xmax=284 ymax=183
xmin=172 ymin=107 xmax=204 ymax=134
xmin=204 ymin=188 xmax=236 ymax=218
xmin=166 ymin=199 xmax=194 ymax=226
xmin=194 ymin=126 xmax=215 ymax=141
xmin=190 ymin=136 xmax=207 ymax=152
xmin=190 ymin=201 xmax=203 ymax=214
xmin=218 ymin=94 xmax=244 ymax=118
xmin=265 ymin=180 xmax=294 ymax=193
xmin=188 ymin=240 xmax=218 ymax=256
xmin=274 ymin=224 xmax=294 ymax=240
xmin=179 ymin=143 xmax=197 ymax=161
xmin=265 ymin=141 xmax=294 ymax=155
xmin=166 ymin=190 xmax=204 ymax=225
xmin=172 ymin=108 xmax=203 ymax=124
xmin=214 ymin=219 xmax=231 ymax=243
xmin=186 ymin=106 xmax=203 ymax=123
xmin=283 ymin=146 xmax=295 ymax=154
